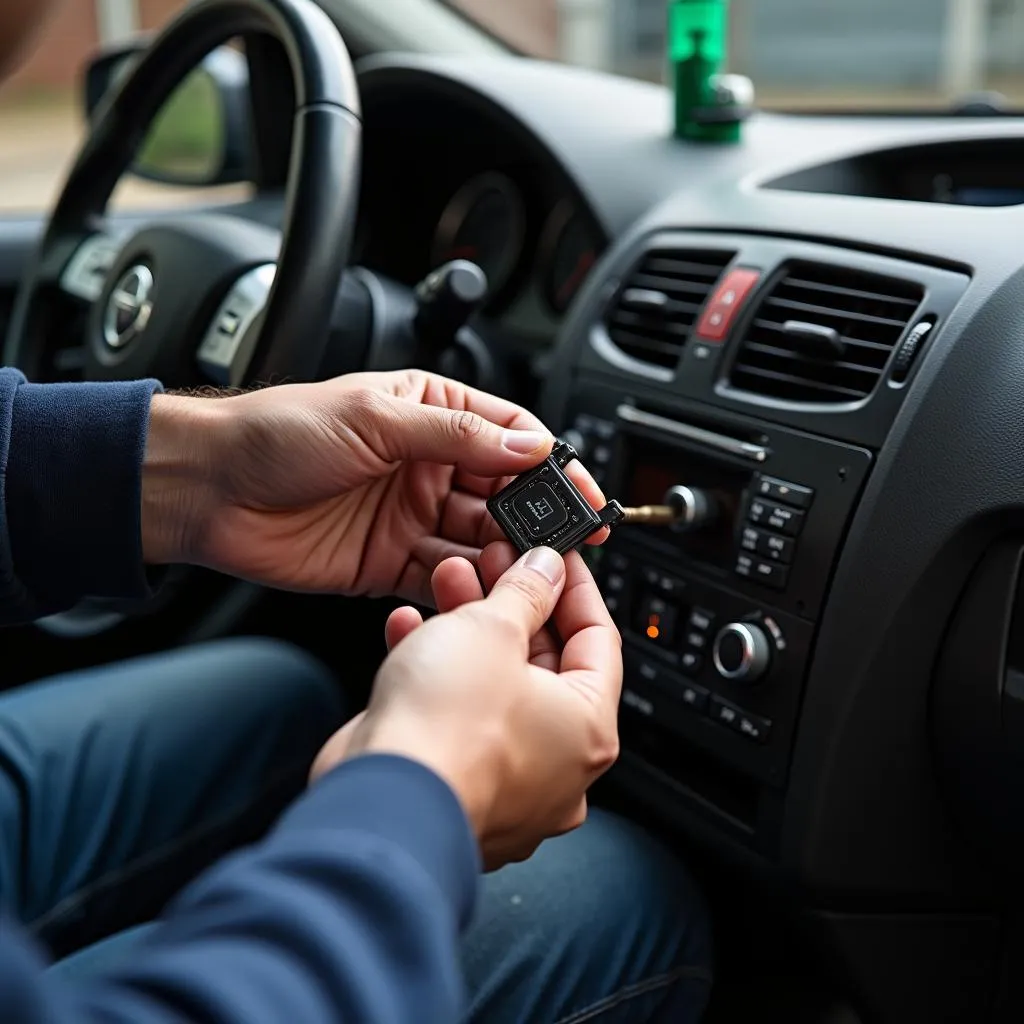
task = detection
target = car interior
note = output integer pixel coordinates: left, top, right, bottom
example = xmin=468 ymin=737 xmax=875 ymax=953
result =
xmin=4 ymin=0 xmax=1024 ymax=1021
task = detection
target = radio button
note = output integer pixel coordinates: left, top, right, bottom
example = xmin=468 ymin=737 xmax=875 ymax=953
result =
xmin=710 ymin=697 xmax=772 ymax=743
xmin=752 ymin=560 xmax=789 ymax=591
xmin=606 ymin=572 xmax=627 ymax=594
xmin=643 ymin=568 xmax=684 ymax=598
xmin=737 ymin=712 xmax=772 ymax=745
xmin=607 ymin=552 xmax=630 ymax=573
xmin=740 ymin=526 xmax=760 ymax=552
xmin=710 ymin=697 xmax=741 ymax=729
xmin=688 ymin=608 xmax=715 ymax=633
xmin=630 ymin=654 xmax=665 ymax=689
xmin=680 ymin=682 xmax=710 ymax=713
xmin=756 ymin=532 xmax=795 ymax=564
xmin=681 ymin=651 xmax=704 ymax=675
xmin=749 ymin=499 xmax=806 ymax=537
xmin=756 ymin=475 xmax=814 ymax=510
xmin=685 ymin=630 xmax=707 ymax=650
xmin=735 ymin=553 xmax=755 ymax=578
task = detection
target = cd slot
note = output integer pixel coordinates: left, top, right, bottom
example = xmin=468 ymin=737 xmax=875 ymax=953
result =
xmin=617 ymin=403 xmax=770 ymax=465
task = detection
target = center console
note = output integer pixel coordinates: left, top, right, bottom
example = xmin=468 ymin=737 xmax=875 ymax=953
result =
xmin=543 ymin=230 xmax=971 ymax=857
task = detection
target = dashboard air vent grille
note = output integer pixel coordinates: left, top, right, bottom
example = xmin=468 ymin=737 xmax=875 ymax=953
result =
xmin=604 ymin=250 xmax=735 ymax=369
xmin=729 ymin=262 xmax=924 ymax=403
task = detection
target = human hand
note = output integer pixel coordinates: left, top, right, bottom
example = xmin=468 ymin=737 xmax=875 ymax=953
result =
xmin=311 ymin=541 xmax=622 ymax=870
xmin=142 ymin=370 xmax=607 ymax=603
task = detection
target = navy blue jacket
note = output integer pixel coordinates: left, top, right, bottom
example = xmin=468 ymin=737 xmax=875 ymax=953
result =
xmin=0 ymin=367 xmax=480 ymax=1022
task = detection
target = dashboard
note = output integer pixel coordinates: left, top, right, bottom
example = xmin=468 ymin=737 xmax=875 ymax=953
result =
xmin=355 ymin=75 xmax=605 ymax=349
xmin=353 ymin=55 xmax=1024 ymax=1022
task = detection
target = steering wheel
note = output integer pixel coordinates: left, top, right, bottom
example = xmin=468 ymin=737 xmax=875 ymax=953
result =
xmin=3 ymin=0 xmax=361 ymax=637
xmin=5 ymin=0 xmax=361 ymax=389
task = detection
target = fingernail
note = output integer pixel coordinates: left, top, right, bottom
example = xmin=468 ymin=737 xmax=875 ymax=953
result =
xmin=502 ymin=429 xmax=549 ymax=455
xmin=522 ymin=546 xmax=564 ymax=586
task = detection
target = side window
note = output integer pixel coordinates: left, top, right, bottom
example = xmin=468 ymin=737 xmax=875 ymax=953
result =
xmin=0 ymin=1 xmax=251 ymax=215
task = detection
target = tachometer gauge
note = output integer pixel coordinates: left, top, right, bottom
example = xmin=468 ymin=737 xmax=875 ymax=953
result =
xmin=539 ymin=201 xmax=602 ymax=316
xmin=431 ymin=173 xmax=526 ymax=299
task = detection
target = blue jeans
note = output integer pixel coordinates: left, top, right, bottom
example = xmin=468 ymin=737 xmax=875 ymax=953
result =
xmin=0 ymin=639 xmax=712 ymax=1022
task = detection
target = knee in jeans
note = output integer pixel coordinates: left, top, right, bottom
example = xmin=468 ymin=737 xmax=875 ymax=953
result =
xmin=197 ymin=638 xmax=344 ymax=723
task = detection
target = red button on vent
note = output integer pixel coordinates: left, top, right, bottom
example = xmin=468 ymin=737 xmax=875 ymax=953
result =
xmin=695 ymin=268 xmax=762 ymax=342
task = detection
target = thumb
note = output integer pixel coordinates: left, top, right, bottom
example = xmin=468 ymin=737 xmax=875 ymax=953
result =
xmin=381 ymin=399 xmax=553 ymax=475
xmin=483 ymin=547 xmax=566 ymax=642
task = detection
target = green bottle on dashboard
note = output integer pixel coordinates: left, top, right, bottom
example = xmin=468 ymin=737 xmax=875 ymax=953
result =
xmin=669 ymin=0 xmax=743 ymax=143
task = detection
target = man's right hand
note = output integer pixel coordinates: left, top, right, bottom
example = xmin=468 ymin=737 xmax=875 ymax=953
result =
xmin=311 ymin=542 xmax=622 ymax=870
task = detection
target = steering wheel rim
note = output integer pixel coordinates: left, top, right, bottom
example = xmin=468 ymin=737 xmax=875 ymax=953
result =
xmin=5 ymin=0 xmax=362 ymax=386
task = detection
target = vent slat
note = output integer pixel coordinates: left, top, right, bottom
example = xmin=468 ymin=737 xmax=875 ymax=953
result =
xmin=602 ymin=249 xmax=734 ymax=370
xmin=781 ymin=276 xmax=921 ymax=308
xmin=763 ymin=296 xmax=908 ymax=330
xmin=606 ymin=330 xmax=688 ymax=360
xmin=750 ymin=319 xmax=893 ymax=354
xmin=741 ymin=341 xmax=884 ymax=379
xmin=643 ymin=257 xmax=729 ymax=278
xmin=729 ymin=261 xmax=923 ymax=404
xmin=631 ymin=273 xmax=721 ymax=298
xmin=731 ymin=364 xmax=868 ymax=401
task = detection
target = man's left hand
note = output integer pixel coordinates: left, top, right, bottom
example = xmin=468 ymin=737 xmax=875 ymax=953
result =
xmin=141 ymin=370 xmax=607 ymax=604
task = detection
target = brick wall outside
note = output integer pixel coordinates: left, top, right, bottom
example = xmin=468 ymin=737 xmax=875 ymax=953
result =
xmin=6 ymin=0 xmax=189 ymax=95
xmin=451 ymin=0 xmax=558 ymax=59
xmin=3 ymin=0 xmax=558 ymax=95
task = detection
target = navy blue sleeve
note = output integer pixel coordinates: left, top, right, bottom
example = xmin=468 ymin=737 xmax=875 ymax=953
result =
xmin=0 ymin=367 xmax=162 ymax=622
xmin=0 ymin=755 xmax=481 ymax=1024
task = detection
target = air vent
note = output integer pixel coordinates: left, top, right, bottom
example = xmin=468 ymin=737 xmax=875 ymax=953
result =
xmin=729 ymin=262 xmax=924 ymax=404
xmin=604 ymin=250 xmax=734 ymax=369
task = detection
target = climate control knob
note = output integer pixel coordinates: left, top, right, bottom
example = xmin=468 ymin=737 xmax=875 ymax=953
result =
xmin=712 ymin=622 xmax=771 ymax=683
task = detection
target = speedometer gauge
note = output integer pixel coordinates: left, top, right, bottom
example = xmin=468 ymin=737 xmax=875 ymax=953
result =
xmin=431 ymin=173 xmax=526 ymax=299
xmin=538 ymin=201 xmax=602 ymax=316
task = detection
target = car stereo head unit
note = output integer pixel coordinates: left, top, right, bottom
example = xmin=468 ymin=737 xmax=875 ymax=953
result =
xmin=557 ymin=383 xmax=873 ymax=826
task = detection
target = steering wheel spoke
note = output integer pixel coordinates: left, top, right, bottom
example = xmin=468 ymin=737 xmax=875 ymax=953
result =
xmin=197 ymin=263 xmax=277 ymax=386
xmin=58 ymin=232 xmax=126 ymax=303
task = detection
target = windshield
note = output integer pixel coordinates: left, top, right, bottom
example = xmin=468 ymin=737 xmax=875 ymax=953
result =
xmin=448 ymin=0 xmax=1023 ymax=111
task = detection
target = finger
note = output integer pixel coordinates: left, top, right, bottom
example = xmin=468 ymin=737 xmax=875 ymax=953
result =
xmin=552 ymin=551 xmax=623 ymax=712
xmin=478 ymin=542 xmax=559 ymax=669
xmin=439 ymin=490 xmax=494 ymax=549
xmin=396 ymin=537 xmax=483 ymax=609
xmin=385 ymin=607 xmax=424 ymax=651
xmin=452 ymin=467 xmax=513 ymax=500
xmin=411 ymin=536 xmax=482 ymax=577
xmin=564 ymin=460 xmax=608 ymax=515
xmin=431 ymin=556 xmax=485 ymax=613
xmin=563 ymin=461 xmax=610 ymax=546
xmin=431 ymin=378 xmax=549 ymax=435
xmin=375 ymin=395 xmax=554 ymax=478
xmin=483 ymin=546 xmax=566 ymax=643
xmin=477 ymin=540 xmax=519 ymax=591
